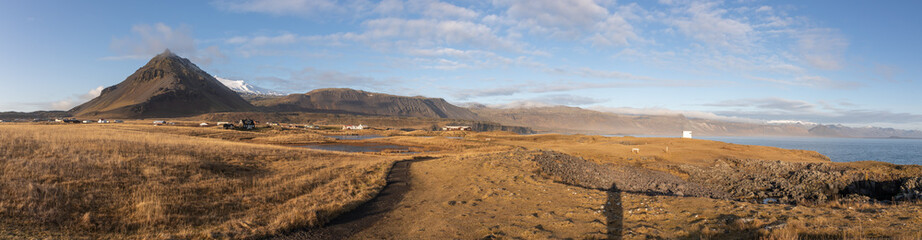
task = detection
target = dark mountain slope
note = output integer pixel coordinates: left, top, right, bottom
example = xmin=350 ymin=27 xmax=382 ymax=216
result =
xmin=70 ymin=50 xmax=254 ymax=118
xmin=254 ymin=88 xmax=480 ymax=120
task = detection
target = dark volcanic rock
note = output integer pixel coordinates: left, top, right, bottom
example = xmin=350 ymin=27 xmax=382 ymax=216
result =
xmin=678 ymin=158 xmax=853 ymax=204
xmin=896 ymin=177 xmax=922 ymax=201
xmin=533 ymin=151 xmax=922 ymax=205
xmin=531 ymin=151 xmax=728 ymax=199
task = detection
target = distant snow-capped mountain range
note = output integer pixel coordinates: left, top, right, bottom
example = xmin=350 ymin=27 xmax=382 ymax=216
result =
xmin=214 ymin=76 xmax=286 ymax=96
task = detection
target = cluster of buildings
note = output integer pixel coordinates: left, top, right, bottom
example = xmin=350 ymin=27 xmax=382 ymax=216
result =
xmin=441 ymin=126 xmax=472 ymax=131
xmin=55 ymin=118 xmax=123 ymax=124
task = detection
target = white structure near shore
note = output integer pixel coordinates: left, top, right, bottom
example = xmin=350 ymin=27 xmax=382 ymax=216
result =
xmin=682 ymin=131 xmax=693 ymax=138
xmin=343 ymin=124 xmax=368 ymax=130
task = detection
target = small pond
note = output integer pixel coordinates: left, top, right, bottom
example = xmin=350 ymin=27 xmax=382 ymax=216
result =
xmin=327 ymin=135 xmax=386 ymax=140
xmin=298 ymin=143 xmax=416 ymax=153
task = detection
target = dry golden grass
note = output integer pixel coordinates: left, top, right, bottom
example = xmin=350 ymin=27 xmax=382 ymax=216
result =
xmin=3 ymin=123 xmax=921 ymax=239
xmin=0 ymin=123 xmax=400 ymax=239
xmin=483 ymin=134 xmax=831 ymax=166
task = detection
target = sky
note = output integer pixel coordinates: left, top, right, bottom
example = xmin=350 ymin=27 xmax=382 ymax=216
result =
xmin=1 ymin=0 xmax=921 ymax=129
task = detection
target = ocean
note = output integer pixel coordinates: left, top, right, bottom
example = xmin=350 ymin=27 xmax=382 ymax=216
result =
xmin=698 ymin=136 xmax=922 ymax=165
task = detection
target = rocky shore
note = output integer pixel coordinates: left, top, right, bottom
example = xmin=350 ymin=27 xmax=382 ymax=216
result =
xmin=531 ymin=150 xmax=922 ymax=205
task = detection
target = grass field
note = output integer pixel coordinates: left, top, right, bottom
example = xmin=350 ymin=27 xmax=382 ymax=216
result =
xmin=2 ymin=122 xmax=921 ymax=239
xmin=0 ymin=123 xmax=401 ymax=239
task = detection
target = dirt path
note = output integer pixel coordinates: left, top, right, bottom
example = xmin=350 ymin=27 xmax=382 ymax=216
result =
xmin=348 ymin=150 xmax=609 ymax=239
xmin=270 ymin=157 xmax=434 ymax=240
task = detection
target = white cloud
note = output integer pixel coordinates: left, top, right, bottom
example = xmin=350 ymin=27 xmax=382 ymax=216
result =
xmin=872 ymin=64 xmax=903 ymax=82
xmin=374 ymin=0 xmax=404 ymax=15
xmin=45 ymin=86 xmax=106 ymax=110
xmin=483 ymin=100 xmax=553 ymax=109
xmin=592 ymin=106 xmax=763 ymax=123
xmin=255 ymin=67 xmax=389 ymax=92
xmin=667 ymin=1 xmax=754 ymax=52
xmin=797 ymin=28 xmax=848 ymax=70
xmin=501 ymin=0 xmax=608 ymax=32
xmin=452 ymin=85 xmax=524 ymax=99
xmin=575 ymin=67 xmax=658 ymax=81
xmin=748 ymin=75 xmax=861 ymax=89
xmin=706 ymin=97 xmax=815 ymax=111
xmin=533 ymin=94 xmax=606 ymax=105
xmin=496 ymin=0 xmax=642 ymax=47
xmin=108 ymin=23 xmax=196 ymax=59
xmin=105 ymin=23 xmax=226 ymax=64
xmin=213 ymin=0 xmax=345 ymax=16
xmin=422 ymin=1 xmax=479 ymax=19
xmin=360 ymin=18 xmax=526 ymax=52
xmin=589 ymin=13 xmax=639 ymax=47
xmin=87 ymin=86 xmax=104 ymax=98
xmin=690 ymin=97 xmax=922 ymax=129
xmin=226 ymin=16 xmax=534 ymax=56
xmin=461 ymin=94 xmax=604 ymax=108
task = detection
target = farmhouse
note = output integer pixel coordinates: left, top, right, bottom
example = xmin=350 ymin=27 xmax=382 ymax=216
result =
xmin=239 ymin=119 xmax=256 ymax=130
xmin=343 ymin=124 xmax=368 ymax=130
xmin=442 ymin=126 xmax=472 ymax=131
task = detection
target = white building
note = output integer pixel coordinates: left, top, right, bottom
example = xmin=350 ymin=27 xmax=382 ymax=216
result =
xmin=442 ymin=126 xmax=472 ymax=131
xmin=682 ymin=131 xmax=693 ymax=139
xmin=343 ymin=124 xmax=368 ymax=130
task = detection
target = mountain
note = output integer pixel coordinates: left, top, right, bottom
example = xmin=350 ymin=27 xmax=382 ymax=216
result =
xmin=214 ymin=76 xmax=285 ymax=96
xmin=808 ymin=125 xmax=922 ymax=138
xmin=253 ymin=88 xmax=481 ymax=120
xmin=70 ymin=49 xmax=255 ymax=118
xmin=470 ymin=105 xmax=812 ymax=136
xmin=0 ymin=111 xmax=71 ymax=121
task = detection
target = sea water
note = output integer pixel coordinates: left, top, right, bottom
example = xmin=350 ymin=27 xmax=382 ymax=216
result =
xmin=698 ymin=136 xmax=922 ymax=165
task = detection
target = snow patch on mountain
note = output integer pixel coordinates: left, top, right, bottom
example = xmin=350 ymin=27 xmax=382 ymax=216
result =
xmin=214 ymin=76 xmax=285 ymax=96
xmin=767 ymin=120 xmax=819 ymax=126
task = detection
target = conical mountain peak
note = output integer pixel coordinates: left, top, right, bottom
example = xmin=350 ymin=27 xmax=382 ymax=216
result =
xmin=69 ymin=51 xmax=254 ymax=118
xmin=160 ymin=48 xmax=174 ymax=56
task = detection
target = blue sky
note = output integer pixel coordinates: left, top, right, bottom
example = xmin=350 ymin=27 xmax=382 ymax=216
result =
xmin=1 ymin=0 xmax=921 ymax=129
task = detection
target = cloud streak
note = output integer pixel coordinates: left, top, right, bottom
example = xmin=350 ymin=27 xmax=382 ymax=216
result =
xmin=703 ymin=98 xmax=922 ymax=129
xmin=105 ymin=23 xmax=226 ymax=64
